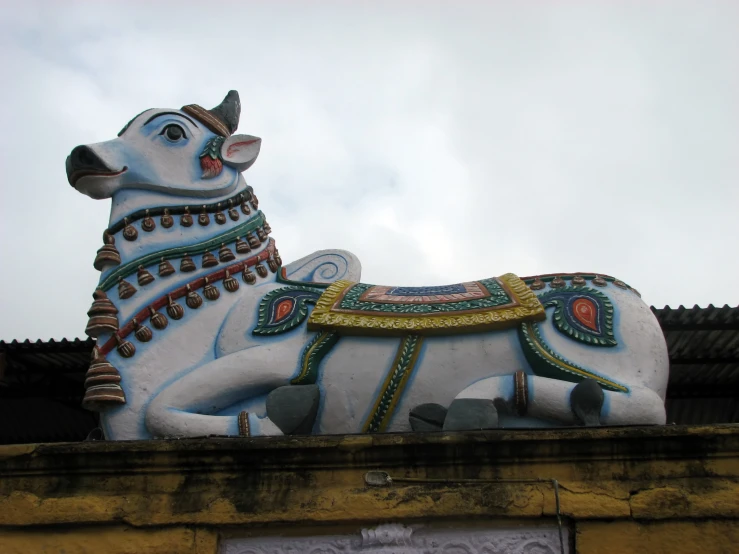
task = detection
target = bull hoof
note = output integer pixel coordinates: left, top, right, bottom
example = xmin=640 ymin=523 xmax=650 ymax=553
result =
xmin=570 ymin=379 xmax=604 ymax=427
xmin=442 ymin=398 xmax=498 ymax=431
xmin=409 ymin=403 xmax=448 ymax=432
xmin=266 ymin=385 xmax=320 ymax=435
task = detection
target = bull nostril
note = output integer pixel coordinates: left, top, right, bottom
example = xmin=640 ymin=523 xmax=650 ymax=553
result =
xmin=69 ymin=145 xmax=110 ymax=172
xmin=78 ymin=149 xmax=93 ymax=165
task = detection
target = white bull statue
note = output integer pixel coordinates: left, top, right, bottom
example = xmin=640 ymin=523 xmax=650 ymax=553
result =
xmin=67 ymin=91 xmax=669 ymax=440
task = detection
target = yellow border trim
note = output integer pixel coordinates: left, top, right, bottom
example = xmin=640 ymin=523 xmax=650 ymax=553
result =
xmin=308 ymin=274 xmax=545 ymax=336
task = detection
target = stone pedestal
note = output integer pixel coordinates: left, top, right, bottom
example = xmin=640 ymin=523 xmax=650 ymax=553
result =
xmin=0 ymin=425 xmax=737 ymax=553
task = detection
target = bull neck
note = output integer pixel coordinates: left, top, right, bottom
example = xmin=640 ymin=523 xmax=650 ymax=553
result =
xmin=106 ymin=173 xmax=246 ymax=230
xmin=93 ymin=180 xmax=274 ymax=322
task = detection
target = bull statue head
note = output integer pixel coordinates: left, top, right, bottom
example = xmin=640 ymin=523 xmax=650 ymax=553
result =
xmin=66 ymin=90 xmax=261 ymax=199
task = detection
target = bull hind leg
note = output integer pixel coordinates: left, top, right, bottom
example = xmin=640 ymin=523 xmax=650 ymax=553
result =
xmin=440 ymin=374 xmax=608 ymax=430
xmin=448 ymin=371 xmax=665 ymax=428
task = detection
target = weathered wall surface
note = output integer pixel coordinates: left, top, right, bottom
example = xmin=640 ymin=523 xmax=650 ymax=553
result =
xmin=0 ymin=425 xmax=737 ymax=553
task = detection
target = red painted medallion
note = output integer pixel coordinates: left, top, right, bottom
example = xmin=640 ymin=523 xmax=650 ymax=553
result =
xmin=274 ymin=298 xmax=295 ymax=323
xmin=572 ymin=298 xmax=598 ymax=331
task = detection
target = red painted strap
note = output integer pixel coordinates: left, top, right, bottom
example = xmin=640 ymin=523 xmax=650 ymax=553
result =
xmin=98 ymin=239 xmax=276 ymax=356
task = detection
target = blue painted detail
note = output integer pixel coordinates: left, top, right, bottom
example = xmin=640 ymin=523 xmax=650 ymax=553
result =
xmin=388 ymin=284 xmax=467 ymax=296
xmin=227 ymin=416 xmax=240 ymax=436
xmin=528 ymin=374 xmax=535 ymax=403
xmin=501 ymin=372 xmax=515 ymax=402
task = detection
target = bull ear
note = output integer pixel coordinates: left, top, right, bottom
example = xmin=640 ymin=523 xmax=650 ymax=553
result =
xmin=221 ymin=134 xmax=261 ymax=172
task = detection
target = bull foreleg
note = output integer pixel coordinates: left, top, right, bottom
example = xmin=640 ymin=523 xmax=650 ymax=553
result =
xmin=145 ymin=348 xmax=294 ymax=438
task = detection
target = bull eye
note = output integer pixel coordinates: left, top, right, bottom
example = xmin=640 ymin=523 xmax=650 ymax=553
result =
xmin=161 ymin=124 xmax=186 ymax=142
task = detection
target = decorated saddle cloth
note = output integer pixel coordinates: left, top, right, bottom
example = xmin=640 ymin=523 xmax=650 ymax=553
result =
xmin=307 ymin=273 xmax=545 ymax=336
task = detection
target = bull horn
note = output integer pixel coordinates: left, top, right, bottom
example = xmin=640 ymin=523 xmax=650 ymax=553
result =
xmin=181 ymin=90 xmax=241 ymax=137
xmin=209 ymin=90 xmax=241 ymax=135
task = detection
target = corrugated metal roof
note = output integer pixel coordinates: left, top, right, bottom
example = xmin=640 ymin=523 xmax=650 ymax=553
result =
xmin=0 ymin=338 xmax=98 ymax=444
xmin=651 ymin=305 xmax=739 ymax=398
xmin=1 ymin=337 xmax=94 ymax=371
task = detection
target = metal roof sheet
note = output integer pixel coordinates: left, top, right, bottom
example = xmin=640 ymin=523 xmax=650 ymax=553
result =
xmin=651 ymin=305 xmax=739 ymax=401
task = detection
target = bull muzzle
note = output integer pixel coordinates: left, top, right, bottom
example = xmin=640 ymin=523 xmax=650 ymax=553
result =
xmin=66 ymin=145 xmax=126 ymax=187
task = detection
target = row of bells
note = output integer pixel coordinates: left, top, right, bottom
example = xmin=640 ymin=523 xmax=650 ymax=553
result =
xmin=116 ymin=242 xmax=281 ymax=301
xmin=94 ymin=212 xmax=269 ymax=271
xmin=120 ymin=196 xmax=259 ymax=242
xmin=86 ymin=257 xmax=282 ymax=362
xmin=528 ymin=274 xmax=627 ymax=290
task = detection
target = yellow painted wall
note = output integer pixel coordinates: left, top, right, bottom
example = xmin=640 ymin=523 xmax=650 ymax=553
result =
xmin=0 ymin=425 xmax=737 ymax=553
xmin=577 ymin=521 xmax=739 ymax=554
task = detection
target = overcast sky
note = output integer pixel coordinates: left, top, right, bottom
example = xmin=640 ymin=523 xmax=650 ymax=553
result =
xmin=0 ymin=1 xmax=737 ymax=341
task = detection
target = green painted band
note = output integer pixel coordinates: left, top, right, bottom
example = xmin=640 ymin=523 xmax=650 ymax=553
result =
xmin=99 ymin=211 xmax=265 ymax=291
xmin=364 ymin=334 xmax=423 ymax=433
xmin=292 ymin=331 xmax=340 ymax=385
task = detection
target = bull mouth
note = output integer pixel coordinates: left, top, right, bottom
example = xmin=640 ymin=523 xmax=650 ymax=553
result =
xmin=68 ymin=166 xmax=128 ymax=187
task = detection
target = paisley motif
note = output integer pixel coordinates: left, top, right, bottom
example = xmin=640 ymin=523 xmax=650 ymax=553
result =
xmin=252 ymin=286 xmax=323 ymax=336
xmin=536 ymin=287 xmax=616 ymax=346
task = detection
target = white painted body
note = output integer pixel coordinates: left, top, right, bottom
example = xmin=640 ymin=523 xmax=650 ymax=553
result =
xmin=109 ymin=249 xmax=668 ymax=440
xmin=68 ymin=95 xmax=670 ymax=440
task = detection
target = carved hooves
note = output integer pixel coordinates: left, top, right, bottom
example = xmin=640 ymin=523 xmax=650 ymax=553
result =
xmin=266 ymin=385 xmax=320 ymax=435
xmin=443 ymin=398 xmax=499 ymax=431
xmin=570 ymin=379 xmax=605 ymax=427
xmin=410 ymin=399 xmax=499 ymax=431
xmin=409 ymin=403 xmax=447 ymax=432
